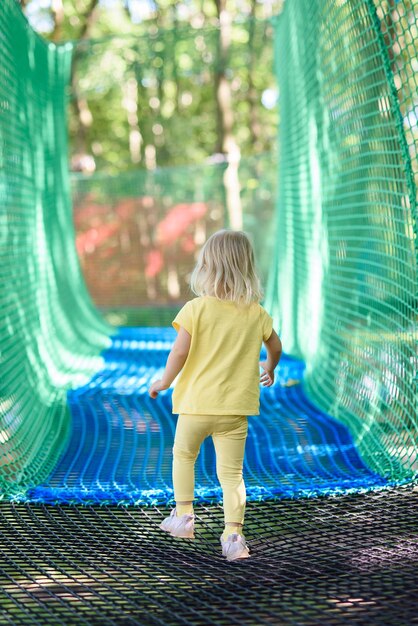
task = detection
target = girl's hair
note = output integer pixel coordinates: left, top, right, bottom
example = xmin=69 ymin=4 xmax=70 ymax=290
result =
xmin=190 ymin=230 xmax=263 ymax=305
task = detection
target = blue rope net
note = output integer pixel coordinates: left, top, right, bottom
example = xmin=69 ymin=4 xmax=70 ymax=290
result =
xmin=22 ymin=328 xmax=392 ymax=506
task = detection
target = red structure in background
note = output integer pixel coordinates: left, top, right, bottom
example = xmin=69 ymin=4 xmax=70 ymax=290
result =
xmin=155 ymin=202 xmax=207 ymax=245
xmin=73 ymin=194 xmax=223 ymax=308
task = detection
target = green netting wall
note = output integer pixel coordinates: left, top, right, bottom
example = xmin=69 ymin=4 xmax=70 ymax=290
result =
xmin=71 ymin=152 xmax=276 ymax=310
xmin=0 ymin=0 xmax=111 ymax=496
xmin=267 ymin=0 xmax=417 ymax=480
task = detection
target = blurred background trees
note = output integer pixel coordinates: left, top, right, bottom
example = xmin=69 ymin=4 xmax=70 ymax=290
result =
xmin=19 ymin=0 xmax=283 ymax=318
xmin=22 ymin=0 xmax=283 ymax=174
xmin=20 ymin=0 xmax=417 ymax=319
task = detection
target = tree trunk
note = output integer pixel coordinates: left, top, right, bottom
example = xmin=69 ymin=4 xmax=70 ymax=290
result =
xmin=214 ymin=0 xmax=242 ymax=230
xmin=380 ymin=0 xmax=399 ymax=74
xmin=50 ymin=0 xmax=65 ymax=42
xmin=77 ymin=0 xmax=99 ymax=40
xmin=68 ymin=0 xmax=100 ymax=171
xmin=122 ymin=77 xmax=142 ymax=165
xmin=247 ymin=1 xmax=262 ymax=151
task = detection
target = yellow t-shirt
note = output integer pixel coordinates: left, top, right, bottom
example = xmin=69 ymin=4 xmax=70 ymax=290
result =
xmin=171 ymin=296 xmax=274 ymax=416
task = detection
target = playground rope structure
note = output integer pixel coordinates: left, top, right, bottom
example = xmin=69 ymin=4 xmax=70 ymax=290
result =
xmin=0 ymin=0 xmax=416 ymax=505
xmin=0 ymin=0 xmax=417 ymax=623
xmin=266 ymin=0 xmax=417 ymax=484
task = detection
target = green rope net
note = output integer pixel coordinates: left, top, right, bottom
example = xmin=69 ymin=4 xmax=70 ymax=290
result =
xmin=266 ymin=0 xmax=417 ymax=480
xmin=0 ymin=1 xmax=111 ymax=496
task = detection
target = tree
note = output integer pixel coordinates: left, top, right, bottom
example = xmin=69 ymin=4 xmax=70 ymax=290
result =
xmin=22 ymin=0 xmax=282 ymax=176
xmin=214 ymin=0 xmax=242 ymax=229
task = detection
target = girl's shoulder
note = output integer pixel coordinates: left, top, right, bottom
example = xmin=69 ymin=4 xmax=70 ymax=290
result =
xmin=190 ymin=295 xmax=266 ymax=313
xmin=182 ymin=296 xmax=206 ymax=313
xmin=201 ymin=295 xmax=264 ymax=311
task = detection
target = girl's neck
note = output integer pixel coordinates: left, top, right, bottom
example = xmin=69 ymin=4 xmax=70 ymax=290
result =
xmin=204 ymin=294 xmax=254 ymax=307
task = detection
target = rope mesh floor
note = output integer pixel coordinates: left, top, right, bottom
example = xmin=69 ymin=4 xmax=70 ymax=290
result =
xmin=21 ymin=328 xmax=397 ymax=507
xmin=1 ymin=485 xmax=417 ymax=625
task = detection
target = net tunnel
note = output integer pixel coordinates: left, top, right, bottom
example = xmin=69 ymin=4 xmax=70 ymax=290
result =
xmin=0 ymin=0 xmax=417 ymax=624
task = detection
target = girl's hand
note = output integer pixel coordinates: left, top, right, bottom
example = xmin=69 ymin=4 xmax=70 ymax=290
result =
xmin=259 ymin=361 xmax=274 ymax=387
xmin=149 ymin=379 xmax=169 ymax=399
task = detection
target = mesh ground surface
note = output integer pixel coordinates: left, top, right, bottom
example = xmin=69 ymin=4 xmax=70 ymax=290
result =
xmin=1 ymin=485 xmax=418 ymax=625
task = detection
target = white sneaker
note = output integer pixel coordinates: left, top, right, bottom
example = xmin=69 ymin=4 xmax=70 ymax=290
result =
xmin=160 ymin=509 xmax=195 ymax=538
xmin=221 ymin=533 xmax=250 ymax=561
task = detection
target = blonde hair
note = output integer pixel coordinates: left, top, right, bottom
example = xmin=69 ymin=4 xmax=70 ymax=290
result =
xmin=190 ymin=230 xmax=263 ymax=305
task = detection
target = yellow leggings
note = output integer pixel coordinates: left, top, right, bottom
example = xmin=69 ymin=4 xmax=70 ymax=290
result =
xmin=173 ymin=414 xmax=248 ymax=525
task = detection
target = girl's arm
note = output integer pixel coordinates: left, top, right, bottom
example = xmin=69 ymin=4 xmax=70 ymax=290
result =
xmin=260 ymin=329 xmax=282 ymax=387
xmin=149 ymin=327 xmax=191 ymax=398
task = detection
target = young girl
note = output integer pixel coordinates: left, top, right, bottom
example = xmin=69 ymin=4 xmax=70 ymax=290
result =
xmin=149 ymin=230 xmax=282 ymax=561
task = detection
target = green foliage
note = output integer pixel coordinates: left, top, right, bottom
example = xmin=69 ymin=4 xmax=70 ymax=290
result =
xmin=23 ymin=0 xmax=282 ymax=173
xmin=71 ymin=19 xmax=277 ymax=171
